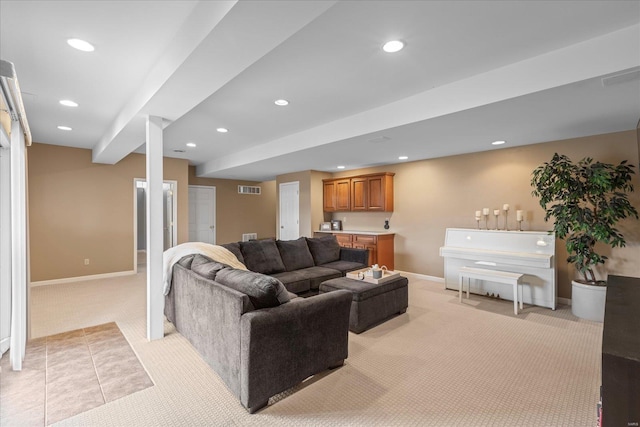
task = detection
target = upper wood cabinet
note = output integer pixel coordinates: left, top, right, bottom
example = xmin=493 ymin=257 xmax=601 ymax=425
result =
xmin=323 ymin=179 xmax=351 ymax=212
xmin=323 ymin=172 xmax=394 ymax=212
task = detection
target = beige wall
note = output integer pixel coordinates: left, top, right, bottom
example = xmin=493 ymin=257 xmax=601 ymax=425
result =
xmin=329 ymin=130 xmax=640 ymax=299
xmin=275 ymin=170 xmax=332 ymax=238
xmin=188 ymin=166 xmax=276 ymax=243
xmin=28 ymin=143 xmax=189 ymax=282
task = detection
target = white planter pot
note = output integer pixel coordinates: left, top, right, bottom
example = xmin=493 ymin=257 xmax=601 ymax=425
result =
xmin=571 ymin=280 xmax=607 ymax=322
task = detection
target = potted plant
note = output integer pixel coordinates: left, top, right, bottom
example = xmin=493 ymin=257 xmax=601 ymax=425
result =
xmin=531 ymin=153 xmax=638 ymax=322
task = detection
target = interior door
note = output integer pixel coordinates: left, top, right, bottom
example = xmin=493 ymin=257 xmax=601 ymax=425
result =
xmin=279 ymin=181 xmax=299 ymax=241
xmin=189 ymin=186 xmax=216 ymax=244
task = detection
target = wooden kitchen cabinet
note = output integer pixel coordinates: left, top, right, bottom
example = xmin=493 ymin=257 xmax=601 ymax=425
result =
xmin=323 ymin=178 xmax=351 ymax=212
xmin=323 ymin=173 xmax=394 ymax=212
xmin=316 ymin=232 xmax=395 ymax=270
xmin=334 ymin=233 xmax=353 ymax=248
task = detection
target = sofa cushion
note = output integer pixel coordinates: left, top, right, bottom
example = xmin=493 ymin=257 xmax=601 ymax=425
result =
xmin=220 ymin=242 xmax=244 ymax=265
xmin=239 ymin=239 xmax=286 ymax=275
xmin=272 ymin=266 xmax=342 ymax=293
xmin=191 ymin=255 xmax=227 ymax=280
xmin=306 ymin=235 xmax=341 ymax=266
xmin=215 ymin=268 xmax=290 ymax=308
xmin=276 ymin=237 xmax=315 ymax=271
xmin=319 ymin=260 xmax=366 ymax=275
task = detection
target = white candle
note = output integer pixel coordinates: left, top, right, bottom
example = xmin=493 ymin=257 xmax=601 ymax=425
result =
xmin=493 ymin=209 xmax=500 ymax=215
xmin=475 ymin=210 xmax=481 ymax=217
xmin=503 ymin=203 xmax=510 ymax=211
xmin=482 ymin=208 xmax=489 ymax=215
xmin=516 ymin=210 xmax=523 ymax=221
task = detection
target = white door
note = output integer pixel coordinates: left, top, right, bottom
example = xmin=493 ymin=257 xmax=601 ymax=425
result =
xmin=189 ymin=186 xmax=216 ymax=244
xmin=279 ymin=182 xmax=299 ymax=241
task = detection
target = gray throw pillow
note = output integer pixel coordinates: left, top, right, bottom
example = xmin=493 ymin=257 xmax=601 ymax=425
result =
xmin=215 ymin=268 xmax=290 ymax=308
xmin=191 ymin=261 xmax=228 ymax=280
xmin=239 ymin=239 xmax=286 ymax=274
xmin=306 ymin=235 xmax=341 ymax=265
xmin=276 ymin=237 xmax=315 ymax=271
xmin=220 ymin=242 xmax=244 ymax=264
xmin=177 ymin=254 xmax=196 ymax=269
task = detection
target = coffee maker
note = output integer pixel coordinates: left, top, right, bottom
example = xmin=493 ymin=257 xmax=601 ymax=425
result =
xmin=331 ymin=220 xmax=342 ymax=231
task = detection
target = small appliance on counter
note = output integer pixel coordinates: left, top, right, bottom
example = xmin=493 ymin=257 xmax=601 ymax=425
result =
xmin=331 ymin=220 xmax=342 ymax=231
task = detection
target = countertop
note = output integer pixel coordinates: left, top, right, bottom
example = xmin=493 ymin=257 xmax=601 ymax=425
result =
xmin=316 ymin=230 xmax=395 ymax=236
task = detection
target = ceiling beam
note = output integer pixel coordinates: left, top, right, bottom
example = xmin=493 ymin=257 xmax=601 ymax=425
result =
xmin=92 ymin=0 xmax=336 ymax=165
xmin=197 ymin=24 xmax=640 ymax=178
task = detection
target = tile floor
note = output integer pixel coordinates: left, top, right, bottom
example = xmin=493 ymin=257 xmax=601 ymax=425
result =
xmin=0 ymin=322 xmax=153 ymax=426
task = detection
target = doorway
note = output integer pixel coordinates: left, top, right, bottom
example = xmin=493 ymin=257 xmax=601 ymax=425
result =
xmin=279 ymin=181 xmax=299 ymax=240
xmin=133 ymin=179 xmax=177 ymax=270
xmin=188 ymin=185 xmax=216 ymax=244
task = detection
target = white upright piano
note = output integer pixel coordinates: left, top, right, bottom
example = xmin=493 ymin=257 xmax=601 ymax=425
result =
xmin=439 ymin=228 xmax=557 ymax=310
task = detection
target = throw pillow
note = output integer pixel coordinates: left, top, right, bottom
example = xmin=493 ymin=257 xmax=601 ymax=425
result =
xmin=177 ymin=254 xmax=196 ymax=269
xmin=191 ymin=258 xmax=227 ymax=280
xmin=215 ymin=268 xmax=290 ymax=308
xmin=220 ymin=242 xmax=245 ymax=265
xmin=239 ymin=239 xmax=286 ymax=274
xmin=306 ymin=235 xmax=341 ymax=265
xmin=276 ymin=237 xmax=315 ymax=271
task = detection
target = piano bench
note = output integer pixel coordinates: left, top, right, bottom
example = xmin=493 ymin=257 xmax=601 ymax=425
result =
xmin=458 ymin=267 xmax=525 ymax=315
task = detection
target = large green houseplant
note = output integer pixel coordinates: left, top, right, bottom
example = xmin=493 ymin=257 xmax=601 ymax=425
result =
xmin=531 ymin=153 xmax=638 ymax=321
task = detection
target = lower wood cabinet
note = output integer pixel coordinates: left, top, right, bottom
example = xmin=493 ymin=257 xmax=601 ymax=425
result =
xmin=315 ymin=232 xmax=395 ymax=270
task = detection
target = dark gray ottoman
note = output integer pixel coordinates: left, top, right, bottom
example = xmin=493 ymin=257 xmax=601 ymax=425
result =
xmin=319 ymin=276 xmax=408 ymax=333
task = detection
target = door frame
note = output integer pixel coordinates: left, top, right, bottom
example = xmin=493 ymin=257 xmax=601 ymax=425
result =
xmin=133 ymin=178 xmax=178 ymax=273
xmin=188 ymin=185 xmax=216 ymax=244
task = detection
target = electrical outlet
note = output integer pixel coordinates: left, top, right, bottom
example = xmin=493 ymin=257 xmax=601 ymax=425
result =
xmin=84 ymin=258 xmax=90 ymax=266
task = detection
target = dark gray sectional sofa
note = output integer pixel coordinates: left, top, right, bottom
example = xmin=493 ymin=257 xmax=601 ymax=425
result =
xmin=164 ymin=235 xmax=368 ymax=413
xmin=221 ymin=235 xmax=369 ymax=295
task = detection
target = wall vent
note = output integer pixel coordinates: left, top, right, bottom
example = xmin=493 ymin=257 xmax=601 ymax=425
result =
xmin=601 ymin=69 xmax=640 ymax=87
xmin=238 ymin=185 xmax=261 ymax=195
xmin=242 ymin=233 xmax=257 ymax=242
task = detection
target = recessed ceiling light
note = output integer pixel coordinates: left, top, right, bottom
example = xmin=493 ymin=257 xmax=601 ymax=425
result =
xmin=491 ymin=140 xmax=506 ymax=145
xmin=382 ymin=40 xmax=404 ymax=53
xmin=216 ymin=127 xmax=228 ymax=133
xmin=399 ymin=156 xmax=409 ymax=160
xmin=186 ymin=142 xmax=196 ymax=148
xmin=274 ymin=99 xmax=289 ymax=106
xmin=337 ymin=165 xmax=345 ymax=169
xmin=67 ymin=38 xmax=95 ymax=52
xmin=57 ymin=125 xmax=72 ymax=131
xmin=59 ymin=99 xmax=78 ymax=107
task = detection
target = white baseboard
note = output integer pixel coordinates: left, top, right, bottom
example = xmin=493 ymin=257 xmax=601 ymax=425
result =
xmin=0 ymin=336 xmax=9 ymax=355
xmin=557 ymin=297 xmax=571 ymax=306
xmin=30 ymin=270 xmax=136 ymax=287
xmin=396 ymin=270 xmax=445 ymax=284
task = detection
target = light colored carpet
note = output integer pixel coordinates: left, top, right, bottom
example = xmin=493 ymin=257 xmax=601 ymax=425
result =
xmin=8 ymin=269 xmax=602 ymax=426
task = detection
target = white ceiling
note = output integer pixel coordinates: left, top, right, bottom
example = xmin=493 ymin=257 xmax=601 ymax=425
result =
xmin=2 ymin=0 xmax=639 ymax=181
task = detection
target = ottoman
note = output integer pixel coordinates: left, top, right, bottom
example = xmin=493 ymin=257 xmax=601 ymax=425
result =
xmin=319 ymin=276 xmax=408 ymax=333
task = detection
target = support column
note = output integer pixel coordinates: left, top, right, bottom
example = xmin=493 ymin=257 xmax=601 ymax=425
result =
xmin=9 ymin=121 xmax=26 ymax=370
xmin=146 ymin=115 xmax=164 ymax=340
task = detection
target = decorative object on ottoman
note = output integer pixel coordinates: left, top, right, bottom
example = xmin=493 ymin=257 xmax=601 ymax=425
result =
xmin=319 ymin=276 xmax=408 ymax=333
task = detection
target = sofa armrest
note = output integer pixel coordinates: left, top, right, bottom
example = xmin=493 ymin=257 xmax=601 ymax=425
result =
xmin=239 ymin=290 xmax=352 ymax=410
xmin=339 ymin=247 xmax=369 ymax=265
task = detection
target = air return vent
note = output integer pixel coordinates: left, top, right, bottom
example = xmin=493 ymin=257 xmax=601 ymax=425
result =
xmin=238 ymin=185 xmax=261 ymax=195
xmin=242 ymin=233 xmax=257 ymax=242
xmin=601 ymin=69 xmax=640 ymax=87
